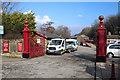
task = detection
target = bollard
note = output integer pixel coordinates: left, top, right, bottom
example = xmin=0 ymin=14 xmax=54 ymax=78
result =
xmin=110 ymin=61 xmax=116 ymax=80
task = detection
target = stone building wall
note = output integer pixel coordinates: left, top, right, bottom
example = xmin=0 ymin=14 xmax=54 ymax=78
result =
xmin=77 ymin=34 xmax=89 ymax=44
xmin=2 ymin=38 xmax=47 ymax=57
xmin=2 ymin=39 xmax=23 ymax=57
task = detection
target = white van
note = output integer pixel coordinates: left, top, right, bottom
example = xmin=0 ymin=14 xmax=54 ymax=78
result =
xmin=47 ymin=39 xmax=66 ymax=54
xmin=66 ymin=39 xmax=78 ymax=51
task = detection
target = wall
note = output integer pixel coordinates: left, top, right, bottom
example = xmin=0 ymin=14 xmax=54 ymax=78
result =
xmin=2 ymin=39 xmax=23 ymax=57
xmin=2 ymin=36 xmax=47 ymax=57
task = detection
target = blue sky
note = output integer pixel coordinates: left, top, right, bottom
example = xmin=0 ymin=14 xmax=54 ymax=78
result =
xmin=18 ymin=2 xmax=118 ymax=35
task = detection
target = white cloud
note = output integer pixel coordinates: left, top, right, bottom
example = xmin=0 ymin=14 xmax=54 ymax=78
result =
xmin=24 ymin=10 xmax=34 ymax=14
xmin=78 ymin=14 xmax=83 ymax=17
xmin=24 ymin=10 xmax=51 ymax=31
xmin=35 ymin=15 xmax=51 ymax=25
xmin=35 ymin=15 xmax=51 ymax=30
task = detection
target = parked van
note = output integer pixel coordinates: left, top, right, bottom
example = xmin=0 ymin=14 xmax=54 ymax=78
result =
xmin=66 ymin=39 xmax=78 ymax=51
xmin=47 ymin=39 xmax=66 ymax=54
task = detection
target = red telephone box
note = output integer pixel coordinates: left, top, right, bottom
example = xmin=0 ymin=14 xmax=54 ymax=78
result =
xmin=96 ymin=15 xmax=107 ymax=62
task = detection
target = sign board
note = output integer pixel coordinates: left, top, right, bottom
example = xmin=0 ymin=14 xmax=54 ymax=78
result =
xmin=3 ymin=42 xmax=8 ymax=52
xmin=0 ymin=25 xmax=4 ymax=34
xmin=18 ymin=43 xmax=22 ymax=52
xmin=37 ymin=39 xmax=40 ymax=43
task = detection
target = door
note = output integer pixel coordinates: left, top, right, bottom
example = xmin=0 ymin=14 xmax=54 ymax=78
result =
xmin=112 ymin=45 xmax=119 ymax=56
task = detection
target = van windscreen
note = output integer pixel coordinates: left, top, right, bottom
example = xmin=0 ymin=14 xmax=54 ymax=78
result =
xmin=50 ymin=40 xmax=62 ymax=45
xmin=66 ymin=41 xmax=75 ymax=45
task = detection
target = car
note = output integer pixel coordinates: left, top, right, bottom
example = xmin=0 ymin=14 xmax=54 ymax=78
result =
xmin=107 ymin=43 xmax=110 ymax=47
xmin=112 ymin=39 xmax=120 ymax=44
xmin=107 ymin=44 xmax=120 ymax=58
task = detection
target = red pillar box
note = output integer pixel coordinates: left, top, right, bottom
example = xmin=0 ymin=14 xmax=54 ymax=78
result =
xmin=22 ymin=20 xmax=31 ymax=58
xmin=96 ymin=15 xmax=107 ymax=62
xmin=3 ymin=42 xmax=9 ymax=53
xmin=18 ymin=43 xmax=23 ymax=52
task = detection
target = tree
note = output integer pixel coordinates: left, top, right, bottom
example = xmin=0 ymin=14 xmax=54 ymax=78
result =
xmin=2 ymin=11 xmax=36 ymax=39
xmin=39 ymin=22 xmax=56 ymax=34
xmin=2 ymin=2 xmax=20 ymax=14
xmin=56 ymin=25 xmax=71 ymax=38
xmin=104 ymin=15 xmax=119 ymax=35
xmin=80 ymin=27 xmax=91 ymax=36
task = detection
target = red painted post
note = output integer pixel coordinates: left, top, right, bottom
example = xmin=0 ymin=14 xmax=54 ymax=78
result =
xmin=43 ymin=33 xmax=45 ymax=55
xmin=110 ymin=61 xmax=116 ymax=80
xmin=22 ymin=20 xmax=31 ymax=58
xmin=96 ymin=15 xmax=107 ymax=62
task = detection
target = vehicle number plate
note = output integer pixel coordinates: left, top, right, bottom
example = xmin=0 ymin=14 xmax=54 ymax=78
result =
xmin=50 ymin=50 xmax=54 ymax=52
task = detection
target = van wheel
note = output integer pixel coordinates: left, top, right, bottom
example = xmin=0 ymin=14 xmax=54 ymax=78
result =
xmin=108 ymin=53 xmax=114 ymax=58
xmin=68 ymin=49 xmax=71 ymax=53
xmin=60 ymin=51 xmax=63 ymax=55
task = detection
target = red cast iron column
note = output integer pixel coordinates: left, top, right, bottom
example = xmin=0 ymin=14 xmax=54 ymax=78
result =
xmin=22 ymin=20 xmax=31 ymax=58
xmin=96 ymin=15 xmax=107 ymax=62
xmin=43 ymin=33 xmax=45 ymax=55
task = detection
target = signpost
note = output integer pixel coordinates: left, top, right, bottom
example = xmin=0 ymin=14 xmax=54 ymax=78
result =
xmin=37 ymin=39 xmax=40 ymax=43
xmin=0 ymin=25 xmax=4 ymax=34
xmin=0 ymin=25 xmax=4 ymax=55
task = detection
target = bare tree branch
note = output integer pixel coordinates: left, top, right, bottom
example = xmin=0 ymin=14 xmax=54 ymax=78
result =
xmin=2 ymin=2 xmax=20 ymax=14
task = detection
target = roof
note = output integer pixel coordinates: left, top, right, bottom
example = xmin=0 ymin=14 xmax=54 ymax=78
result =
xmin=35 ymin=32 xmax=47 ymax=39
xmin=71 ymin=36 xmax=77 ymax=39
xmin=107 ymin=35 xmax=120 ymax=39
xmin=51 ymin=38 xmax=65 ymax=40
xmin=77 ymin=34 xmax=89 ymax=38
xmin=66 ymin=39 xmax=77 ymax=41
xmin=38 ymin=32 xmax=61 ymax=39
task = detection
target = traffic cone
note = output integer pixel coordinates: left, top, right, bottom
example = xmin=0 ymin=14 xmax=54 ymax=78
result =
xmin=110 ymin=61 xmax=116 ymax=80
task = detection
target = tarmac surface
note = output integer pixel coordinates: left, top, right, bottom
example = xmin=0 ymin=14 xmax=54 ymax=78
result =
xmin=1 ymin=46 xmax=120 ymax=80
